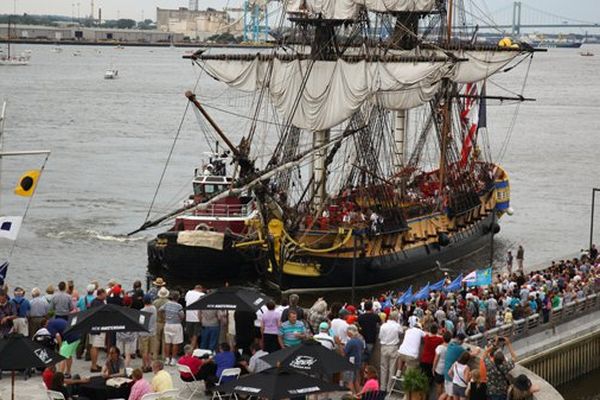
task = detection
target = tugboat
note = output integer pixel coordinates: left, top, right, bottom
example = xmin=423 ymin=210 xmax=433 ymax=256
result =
xmin=146 ymin=150 xmax=263 ymax=281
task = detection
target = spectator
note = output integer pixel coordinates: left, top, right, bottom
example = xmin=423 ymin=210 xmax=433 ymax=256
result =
xmin=151 ymin=360 xmax=174 ymax=392
xmin=357 ymin=366 xmax=380 ymax=398
xmin=160 ymin=290 xmax=184 ymax=366
xmin=485 ymin=338 xmax=516 ymax=400
xmin=378 ymin=310 xmax=402 ymax=391
xmin=357 ymin=301 xmax=380 ymax=364
xmin=11 ymin=287 xmax=30 ymax=336
xmin=128 ymin=368 xmax=152 ymax=400
xmin=147 ymin=277 xmax=167 ymax=301
xmin=29 ymin=287 xmax=49 ymax=337
xmin=178 ymin=344 xmax=204 ymax=380
xmin=420 ymin=324 xmax=443 ymax=381
xmin=102 ymin=346 xmax=125 ymax=379
xmin=307 ymin=298 xmax=328 ymax=334
xmin=331 ymin=309 xmax=350 ymax=345
xmin=508 ymin=374 xmax=540 ymax=400
xmin=50 ymin=281 xmax=74 ymax=320
xmin=281 ymin=293 xmax=304 ymax=322
xmin=313 ymin=321 xmax=336 ymax=350
xmin=260 ymin=300 xmax=281 ymax=353
xmin=152 ymin=287 xmax=170 ymax=360
xmin=278 ymin=310 xmax=307 ymax=348
xmin=139 ymin=294 xmax=157 ymax=372
xmin=248 ymin=342 xmax=269 ymax=373
xmin=201 ymin=308 xmax=223 ymax=352
xmin=184 ymin=285 xmax=204 ymax=349
xmin=89 ymin=288 xmax=107 ymax=373
xmin=128 ymin=280 xmax=145 ymax=310
xmin=116 ymin=330 xmax=138 ymax=368
xmin=449 ymin=351 xmax=471 ymax=400
xmin=466 ymin=369 xmax=487 ymax=400
xmin=214 ymin=342 xmax=237 ymax=383
xmin=398 ymin=320 xmax=424 ymax=373
xmin=341 ymin=325 xmax=364 ymax=394
xmin=432 ymin=331 xmax=452 ymax=399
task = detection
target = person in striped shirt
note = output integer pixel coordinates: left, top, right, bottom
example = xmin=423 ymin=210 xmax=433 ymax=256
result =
xmin=278 ymin=310 xmax=307 ymax=348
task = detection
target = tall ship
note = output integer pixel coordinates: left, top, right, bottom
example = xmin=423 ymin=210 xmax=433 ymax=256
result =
xmin=136 ymin=0 xmax=538 ymax=291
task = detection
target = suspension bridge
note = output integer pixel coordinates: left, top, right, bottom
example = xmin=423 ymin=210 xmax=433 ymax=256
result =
xmin=469 ymin=1 xmax=600 ymax=35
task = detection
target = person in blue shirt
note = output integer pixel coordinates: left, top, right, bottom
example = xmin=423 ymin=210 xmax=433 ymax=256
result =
xmin=10 ymin=287 xmax=30 ymax=336
xmin=76 ymin=284 xmax=96 ymax=312
xmin=341 ymin=325 xmax=365 ymax=394
xmin=444 ymin=334 xmax=480 ymax=395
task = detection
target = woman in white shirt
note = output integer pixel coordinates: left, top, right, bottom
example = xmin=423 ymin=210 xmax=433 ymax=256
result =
xmin=449 ymin=351 xmax=471 ymax=400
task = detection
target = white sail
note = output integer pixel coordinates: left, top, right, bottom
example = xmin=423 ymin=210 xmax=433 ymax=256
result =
xmin=286 ymin=0 xmax=437 ymax=20
xmin=200 ymin=56 xmax=451 ymax=130
xmin=448 ymin=50 xmax=521 ymax=83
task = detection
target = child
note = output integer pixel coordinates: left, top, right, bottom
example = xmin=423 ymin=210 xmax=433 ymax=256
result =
xmin=466 ymin=369 xmax=487 ymax=400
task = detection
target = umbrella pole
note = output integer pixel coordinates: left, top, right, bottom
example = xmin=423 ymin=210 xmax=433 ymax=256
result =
xmin=11 ymin=370 xmax=15 ymax=400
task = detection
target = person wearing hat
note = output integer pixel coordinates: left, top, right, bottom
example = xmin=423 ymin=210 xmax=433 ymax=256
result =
xmin=313 ymin=321 xmax=336 ymax=350
xmin=152 ymin=287 xmax=170 ymax=361
xmin=147 ymin=277 xmax=167 ymax=301
xmin=508 ymin=374 xmax=539 ymax=400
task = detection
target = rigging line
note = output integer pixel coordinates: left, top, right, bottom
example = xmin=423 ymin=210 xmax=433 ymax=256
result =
xmin=8 ymin=153 xmax=50 ymax=259
xmin=144 ymin=67 xmax=204 ymax=223
xmin=497 ymin=54 xmax=533 ymax=162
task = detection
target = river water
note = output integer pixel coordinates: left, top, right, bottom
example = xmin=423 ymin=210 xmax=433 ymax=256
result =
xmin=0 ymin=42 xmax=599 ymax=394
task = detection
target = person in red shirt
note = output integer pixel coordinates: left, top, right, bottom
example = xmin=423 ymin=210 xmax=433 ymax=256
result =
xmin=42 ymin=366 xmax=55 ymax=389
xmin=177 ymin=344 xmax=204 ymax=381
xmin=420 ymin=324 xmax=444 ymax=382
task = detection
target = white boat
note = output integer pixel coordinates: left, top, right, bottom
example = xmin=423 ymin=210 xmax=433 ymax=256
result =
xmin=104 ymin=69 xmax=119 ymax=79
xmin=73 ymin=50 xmax=82 ymax=57
xmin=51 ymin=46 xmax=63 ymax=53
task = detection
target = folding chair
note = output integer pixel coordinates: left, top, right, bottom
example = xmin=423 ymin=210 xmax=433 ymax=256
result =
xmin=46 ymin=391 xmax=66 ymax=400
xmin=362 ymin=390 xmax=387 ymax=400
xmin=177 ymin=363 xmax=203 ymax=399
xmin=212 ymin=367 xmax=241 ymax=400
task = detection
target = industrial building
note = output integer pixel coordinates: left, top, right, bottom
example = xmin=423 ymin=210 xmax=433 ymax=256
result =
xmin=0 ymin=24 xmax=183 ymax=44
xmin=156 ymin=7 xmax=242 ymax=41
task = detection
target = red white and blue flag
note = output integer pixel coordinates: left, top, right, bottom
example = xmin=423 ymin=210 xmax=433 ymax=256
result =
xmin=459 ymin=83 xmax=487 ymax=167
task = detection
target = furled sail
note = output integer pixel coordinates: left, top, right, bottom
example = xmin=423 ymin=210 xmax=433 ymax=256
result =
xmin=448 ymin=49 xmax=522 ymax=83
xmin=199 ymin=55 xmax=452 ymax=130
xmin=286 ymin=0 xmax=437 ymax=20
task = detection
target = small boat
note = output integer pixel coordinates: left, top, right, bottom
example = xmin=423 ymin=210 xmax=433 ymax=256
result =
xmin=115 ymin=45 xmax=125 ymax=50
xmin=580 ymin=51 xmax=595 ymax=57
xmin=73 ymin=50 xmax=82 ymax=57
xmin=51 ymin=46 xmax=63 ymax=53
xmin=104 ymin=69 xmax=119 ymax=79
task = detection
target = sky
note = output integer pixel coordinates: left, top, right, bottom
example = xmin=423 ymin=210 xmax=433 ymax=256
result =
xmin=0 ymin=0 xmax=599 ymax=23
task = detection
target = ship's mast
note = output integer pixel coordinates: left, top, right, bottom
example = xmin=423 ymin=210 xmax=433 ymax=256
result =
xmin=439 ymin=0 xmax=454 ymax=198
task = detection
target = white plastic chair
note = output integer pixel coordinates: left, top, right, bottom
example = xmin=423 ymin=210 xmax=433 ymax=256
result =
xmin=212 ymin=367 xmax=241 ymax=400
xmin=140 ymin=389 xmax=179 ymax=400
xmin=46 ymin=391 xmax=66 ymax=400
xmin=176 ymin=363 xmax=203 ymax=399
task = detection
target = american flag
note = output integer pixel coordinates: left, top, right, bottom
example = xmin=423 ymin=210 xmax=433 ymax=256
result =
xmin=459 ymin=83 xmax=487 ymax=167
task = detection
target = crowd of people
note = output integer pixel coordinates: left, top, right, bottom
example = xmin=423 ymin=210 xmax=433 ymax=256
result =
xmin=0 ymin=245 xmax=597 ymax=399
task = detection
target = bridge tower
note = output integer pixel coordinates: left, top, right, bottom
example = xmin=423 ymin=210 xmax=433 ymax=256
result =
xmin=512 ymin=1 xmax=522 ymax=36
xmin=243 ymin=0 xmax=269 ymax=43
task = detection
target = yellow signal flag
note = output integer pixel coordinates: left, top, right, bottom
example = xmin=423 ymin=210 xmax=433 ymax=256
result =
xmin=14 ymin=169 xmax=41 ymax=197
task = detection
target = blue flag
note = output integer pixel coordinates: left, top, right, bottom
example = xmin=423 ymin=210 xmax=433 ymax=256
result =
xmin=429 ymin=278 xmax=446 ymax=291
xmin=413 ymin=283 xmax=431 ymax=301
xmin=475 ymin=267 xmax=493 ymax=287
xmin=444 ymin=273 xmax=464 ymax=292
xmin=0 ymin=261 xmax=8 ymax=284
xmin=397 ymin=286 xmax=413 ymax=305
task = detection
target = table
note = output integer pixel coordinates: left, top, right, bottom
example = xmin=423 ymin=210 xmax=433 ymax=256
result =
xmin=79 ymin=376 xmax=131 ymax=400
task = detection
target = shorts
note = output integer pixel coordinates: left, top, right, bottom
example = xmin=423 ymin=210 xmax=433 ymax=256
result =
xmin=89 ymin=333 xmax=106 ymax=348
xmin=342 ymin=370 xmax=356 ymax=383
xmin=186 ymin=322 xmax=202 ymax=338
xmin=433 ymin=372 xmax=445 ymax=384
xmin=444 ymin=380 xmax=454 ymax=395
xmin=13 ymin=318 xmax=28 ymax=336
xmin=164 ymin=323 xmax=184 ymax=344
xmin=59 ymin=340 xmax=80 ymax=359
xmin=398 ymin=353 xmax=419 ymax=369
xmin=139 ymin=335 xmax=156 ymax=355
xmin=117 ymin=339 xmax=137 ymax=355
xmin=452 ymin=383 xmax=467 ymax=397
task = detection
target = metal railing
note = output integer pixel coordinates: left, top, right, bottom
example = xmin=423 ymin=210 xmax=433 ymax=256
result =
xmin=467 ymin=293 xmax=600 ymax=348
xmin=195 ymin=201 xmax=255 ymax=218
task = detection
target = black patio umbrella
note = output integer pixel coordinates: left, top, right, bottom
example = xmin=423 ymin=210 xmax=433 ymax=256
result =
xmin=0 ymin=333 xmax=65 ymax=400
xmin=64 ymin=303 xmax=151 ymax=335
xmin=261 ymin=339 xmax=355 ymax=375
xmin=216 ymin=367 xmax=345 ymax=400
xmin=187 ymin=286 xmax=271 ymax=312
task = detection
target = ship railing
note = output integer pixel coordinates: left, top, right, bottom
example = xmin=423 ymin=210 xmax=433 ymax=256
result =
xmin=196 ymin=201 xmax=256 ymax=218
xmin=467 ymin=292 xmax=600 ymax=348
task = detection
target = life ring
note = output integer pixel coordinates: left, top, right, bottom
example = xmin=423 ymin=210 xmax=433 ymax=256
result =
xmin=195 ymin=223 xmax=210 ymax=231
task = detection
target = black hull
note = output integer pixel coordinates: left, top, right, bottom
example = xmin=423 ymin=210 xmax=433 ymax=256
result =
xmin=147 ymin=232 xmax=261 ymax=282
xmin=267 ymin=213 xmax=498 ymax=291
